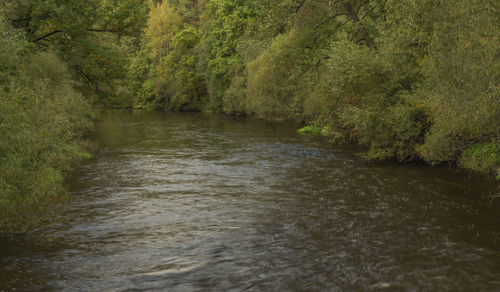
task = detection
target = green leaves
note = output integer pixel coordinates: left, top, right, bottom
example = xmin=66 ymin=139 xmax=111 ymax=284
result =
xmin=0 ymin=18 xmax=93 ymax=230
xmin=3 ymin=0 xmax=148 ymax=104
xmin=460 ymin=142 xmax=500 ymax=177
xmin=139 ymin=0 xmax=500 ymax=176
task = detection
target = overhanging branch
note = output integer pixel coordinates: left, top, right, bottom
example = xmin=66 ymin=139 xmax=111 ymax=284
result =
xmin=34 ymin=30 xmax=63 ymax=42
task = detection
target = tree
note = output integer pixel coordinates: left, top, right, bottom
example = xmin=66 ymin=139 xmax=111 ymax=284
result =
xmin=3 ymin=0 xmax=148 ymax=103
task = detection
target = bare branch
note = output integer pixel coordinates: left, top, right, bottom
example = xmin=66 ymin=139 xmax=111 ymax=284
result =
xmin=313 ymin=12 xmax=348 ymax=30
xmin=355 ymin=0 xmax=370 ymax=16
xmin=361 ymin=6 xmax=375 ymax=20
xmin=295 ymin=0 xmax=307 ymax=13
xmin=343 ymin=2 xmax=375 ymax=48
xmin=34 ymin=30 xmax=63 ymax=42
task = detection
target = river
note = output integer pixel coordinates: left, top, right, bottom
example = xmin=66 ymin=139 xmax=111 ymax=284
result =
xmin=1 ymin=111 xmax=500 ymax=291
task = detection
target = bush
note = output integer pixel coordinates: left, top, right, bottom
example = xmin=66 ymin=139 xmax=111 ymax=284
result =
xmin=413 ymin=0 xmax=500 ymax=164
xmin=460 ymin=142 xmax=500 ymax=177
xmin=0 ymin=20 xmax=92 ymax=231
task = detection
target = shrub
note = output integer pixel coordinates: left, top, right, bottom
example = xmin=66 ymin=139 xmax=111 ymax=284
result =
xmin=0 ymin=20 xmax=92 ymax=231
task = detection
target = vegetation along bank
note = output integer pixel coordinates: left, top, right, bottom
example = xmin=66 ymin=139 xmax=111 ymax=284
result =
xmin=1 ymin=0 xmax=499 ymax=230
xmin=0 ymin=0 xmax=147 ymax=230
xmin=138 ymin=0 xmax=500 ymax=176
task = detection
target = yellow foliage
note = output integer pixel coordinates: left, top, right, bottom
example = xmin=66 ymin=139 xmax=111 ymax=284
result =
xmin=146 ymin=0 xmax=182 ymax=60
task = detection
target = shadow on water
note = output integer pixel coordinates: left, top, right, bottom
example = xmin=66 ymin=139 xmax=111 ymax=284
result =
xmin=1 ymin=111 xmax=500 ymax=291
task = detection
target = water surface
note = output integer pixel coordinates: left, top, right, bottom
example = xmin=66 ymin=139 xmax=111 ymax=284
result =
xmin=2 ymin=111 xmax=500 ymax=291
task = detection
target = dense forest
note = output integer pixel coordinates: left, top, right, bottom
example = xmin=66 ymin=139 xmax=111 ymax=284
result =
xmin=1 ymin=0 xmax=499 ymax=230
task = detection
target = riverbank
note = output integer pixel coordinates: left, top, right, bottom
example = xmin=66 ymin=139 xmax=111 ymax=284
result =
xmin=136 ymin=107 xmax=500 ymax=185
xmin=0 ymin=1 xmax=149 ymax=232
xmin=130 ymin=0 xmax=500 ymax=182
xmin=294 ymin=124 xmax=500 ymax=182
xmin=0 ymin=19 xmax=96 ymax=232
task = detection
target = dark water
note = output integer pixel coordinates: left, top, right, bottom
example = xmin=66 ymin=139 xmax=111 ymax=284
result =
xmin=2 ymin=111 xmax=500 ymax=291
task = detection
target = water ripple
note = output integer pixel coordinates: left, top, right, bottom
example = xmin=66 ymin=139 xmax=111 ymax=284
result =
xmin=1 ymin=112 xmax=500 ymax=291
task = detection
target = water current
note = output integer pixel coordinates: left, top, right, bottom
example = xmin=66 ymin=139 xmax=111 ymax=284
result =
xmin=1 ymin=111 xmax=500 ymax=291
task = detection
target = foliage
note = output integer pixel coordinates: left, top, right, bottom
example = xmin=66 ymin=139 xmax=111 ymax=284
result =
xmin=146 ymin=1 xmax=206 ymax=111
xmin=0 ymin=18 xmax=93 ymax=231
xmin=411 ymin=0 xmax=500 ymax=164
xmin=0 ymin=0 xmax=148 ymax=230
xmin=3 ymin=0 xmax=500 ymax=232
xmin=460 ymin=142 xmax=500 ymax=177
xmin=198 ymin=0 xmax=259 ymax=109
xmin=136 ymin=0 xmax=500 ymax=178
xmin=2 ymin=0 xmax=148 ymax=104
xmin=297 ymin=126 xmax=325 ymax=136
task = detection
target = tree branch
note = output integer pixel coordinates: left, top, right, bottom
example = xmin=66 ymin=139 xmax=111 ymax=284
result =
xmin=343 ymin=2 xmax=375 ymax=48
xmin=34 ymin=30 xmax=63 ymax=42
xmin=79 ymin=70 xmax=99 ymax=93
xmin=295 ymin=0 xmax=307 ymax=13
xmin=313 ymin=12 xmax=348 ymax=30
xmin=355 ymin=0 xmax=370 ymax=16
xmin=361 ymin=6 xmax=375 ymax=20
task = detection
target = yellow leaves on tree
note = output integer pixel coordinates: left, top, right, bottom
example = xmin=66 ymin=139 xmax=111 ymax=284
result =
xmin=146 ymin=0 xmax=182 ymax=61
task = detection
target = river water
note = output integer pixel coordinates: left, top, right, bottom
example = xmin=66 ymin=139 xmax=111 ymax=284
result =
xmin=1 ymin=111 xmax=500 ymax=291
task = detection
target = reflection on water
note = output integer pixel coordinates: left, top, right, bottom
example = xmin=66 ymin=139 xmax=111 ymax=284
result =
xmin=1 ymin=111 xmax=500 ymax=291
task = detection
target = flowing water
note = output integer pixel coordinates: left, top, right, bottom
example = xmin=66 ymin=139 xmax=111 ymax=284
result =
xmin=1 ymin=111 xmax=500 ymax=291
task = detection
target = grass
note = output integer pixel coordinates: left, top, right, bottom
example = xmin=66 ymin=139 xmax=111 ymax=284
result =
xmin=297 ymin=126 xmax=326 ymax=136
xmin=460 ymin=141 xmax=500 ymax=179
